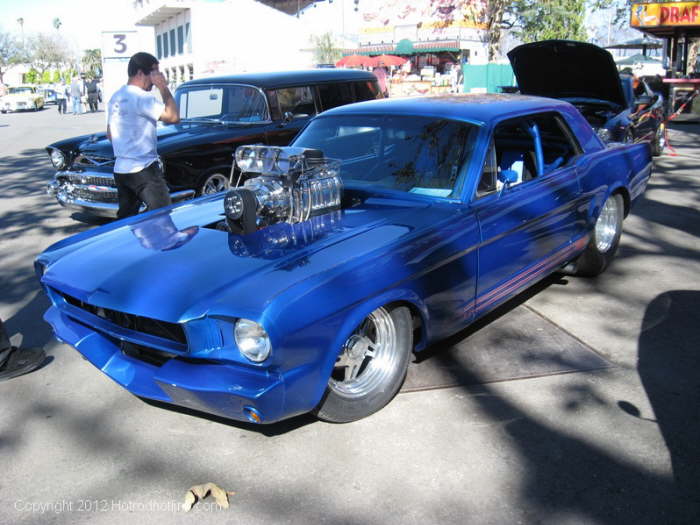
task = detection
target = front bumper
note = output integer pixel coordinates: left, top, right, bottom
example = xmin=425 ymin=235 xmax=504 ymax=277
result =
xmin=47 ymin=170 xmax=195 ymax=218
xmin=44 ymin=305 xmax=289 ymax=423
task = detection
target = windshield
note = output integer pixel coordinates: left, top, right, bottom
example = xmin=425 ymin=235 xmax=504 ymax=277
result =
xmin=9 ymin=87 xmax=33 ymax=94
xmin=175 ymin=84 xmax=269 ymax=123
xmin=293 ymin=115 xmax=478 ymax=199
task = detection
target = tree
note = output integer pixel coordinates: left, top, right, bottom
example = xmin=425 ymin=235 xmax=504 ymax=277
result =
xmin=510 ymin=0 xmax=588 ymax=42
xmin=27 ymin=33 xmax=71 ymax=77
xmin=81 ymin=48 xmax=102 ymax=78
xmin=0 ymin=31 xmax=28 ymax=84
xmin=311 ymin=33 xmax=341 ymax=65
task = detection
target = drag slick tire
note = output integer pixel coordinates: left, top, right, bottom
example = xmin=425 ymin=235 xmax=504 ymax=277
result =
xmin=651 ymin=123 xmax=665 ymax=157
xmin=574 ymin=193 xmax=624 ymax=277
xmin=315 ymin=305 xmax=412 ymax=423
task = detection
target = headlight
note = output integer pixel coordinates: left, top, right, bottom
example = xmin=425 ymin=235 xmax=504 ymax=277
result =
xmin=234 ymin=318 xmax=271 ymax=362
xmin=49 ymin=148 xmax=66 ymax=169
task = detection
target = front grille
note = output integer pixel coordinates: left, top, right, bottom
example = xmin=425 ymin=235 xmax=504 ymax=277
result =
xmin=75 ymin=154 xmax=114 ymax=167
xmin=60 ymin=292 xmax=187 ymax=345
xmin=61 ymin=173 xmax=115 ymax=187
xmin=72 ymin=187 xmax=119 ymax=202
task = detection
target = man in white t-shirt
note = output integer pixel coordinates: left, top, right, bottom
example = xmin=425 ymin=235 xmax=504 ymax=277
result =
xmin=107 ymin=52 xmax=180 ymax=219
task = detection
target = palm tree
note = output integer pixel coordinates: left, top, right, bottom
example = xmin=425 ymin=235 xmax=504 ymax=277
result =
xmin=82 ymin=49 xmax=102 ymax=78
xmin=17 ymin=17 xmax=24 ymax=44
xmin=53 ymin=17 xmax=62 ymax=31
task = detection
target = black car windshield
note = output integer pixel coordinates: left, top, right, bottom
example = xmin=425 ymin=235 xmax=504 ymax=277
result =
xmin=175 ymin=84 xmax=269 ymax=123
xmin=293 ymin=115 xmax=478 ymax=199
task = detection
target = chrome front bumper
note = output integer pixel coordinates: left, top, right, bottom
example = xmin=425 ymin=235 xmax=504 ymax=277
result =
xmin=47 ymin=170 xmax=195 ymax=218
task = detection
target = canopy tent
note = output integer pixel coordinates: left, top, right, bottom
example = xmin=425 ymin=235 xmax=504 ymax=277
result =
xmin=615 ymin=53 xmax=663 ymax=65
xmin=605 ymin=36 xmax=663 ymax=57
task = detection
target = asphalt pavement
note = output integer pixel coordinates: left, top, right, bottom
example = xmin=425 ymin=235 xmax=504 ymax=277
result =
xmin=0 ymin=105 xmax=698 ymax=525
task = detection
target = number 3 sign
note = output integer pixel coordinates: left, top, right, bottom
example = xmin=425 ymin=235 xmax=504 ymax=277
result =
xmin=101 ymin=31 xmax=137 ymax=59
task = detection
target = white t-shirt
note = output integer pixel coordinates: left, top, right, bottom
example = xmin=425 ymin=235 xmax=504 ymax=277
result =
xmin=107 ymin=85 xmax=165 ymax=174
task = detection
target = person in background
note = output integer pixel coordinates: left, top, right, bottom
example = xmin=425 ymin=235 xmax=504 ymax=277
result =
xmin=56 ymin=83 xmax=67 ymax=114
xmin=0 ymin=317 xmax=46 ymax=382
xmin=372 ymin=64 xmax=388 ymax=98
xmin=70 ymin=75 xmax=83 ymax=115
xmin=107 ymin=51 xmax=180 ymax=219
xmin=86 ymin=76 xmax=99 ymax=112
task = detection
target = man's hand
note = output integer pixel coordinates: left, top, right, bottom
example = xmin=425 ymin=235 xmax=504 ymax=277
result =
xmin=150 ymin=71 xmax=180 ymax=124
xmin=150 ymin=70 xmax=168 ymax=91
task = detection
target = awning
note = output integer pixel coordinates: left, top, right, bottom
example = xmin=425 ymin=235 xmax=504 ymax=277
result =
xmin=345 ymin=40 xmax=461 ymax=57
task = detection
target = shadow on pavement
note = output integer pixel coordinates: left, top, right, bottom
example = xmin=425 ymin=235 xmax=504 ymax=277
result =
xmin=619 ymin=290 xmax=700 ymax=518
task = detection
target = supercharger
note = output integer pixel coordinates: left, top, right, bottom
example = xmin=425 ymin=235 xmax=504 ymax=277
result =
xmin=223 ymin=146 xmax=343 ymax=235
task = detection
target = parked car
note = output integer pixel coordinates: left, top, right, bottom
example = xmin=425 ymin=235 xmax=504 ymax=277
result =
xmin=45 ymin=69 xmax=382 ymax=218
xmin=36 ymin=94 xmax=652 ymax=424
xmin=0 ymin=86 xmax=45 ymax=112
xmin=508 ymin=40 xmax=666 ymax=155
xmin=41 ymin=88 xmax=58 ymax=105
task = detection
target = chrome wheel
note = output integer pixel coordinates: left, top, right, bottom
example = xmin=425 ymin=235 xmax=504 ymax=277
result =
xmin=200 ymin=173 xmax=229 ymax=195
xmin=330 ymin=307 xmax=401 ymax=398
xmin=595 ymin=196 xmax=621 ymax=253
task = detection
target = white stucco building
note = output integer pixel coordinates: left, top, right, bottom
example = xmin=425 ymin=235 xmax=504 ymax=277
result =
xmin=132 ymin=0 xmax=314 ymax=86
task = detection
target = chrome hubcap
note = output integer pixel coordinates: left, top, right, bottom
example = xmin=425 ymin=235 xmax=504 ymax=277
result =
xmin=202 ymin=174 xmax=229 ymax=194
xmin=595 ymin=197 xmax=620 ymax=253
xmin=330 ymin=307 xmax=398 ymax=398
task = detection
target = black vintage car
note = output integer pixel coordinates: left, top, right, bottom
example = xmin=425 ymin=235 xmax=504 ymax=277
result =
xmin=46 ymin=69 xmax=382 ymax=218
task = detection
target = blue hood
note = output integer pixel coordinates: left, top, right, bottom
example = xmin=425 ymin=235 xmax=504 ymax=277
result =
xmin=40 ymin=193 xmax=449 ymax=323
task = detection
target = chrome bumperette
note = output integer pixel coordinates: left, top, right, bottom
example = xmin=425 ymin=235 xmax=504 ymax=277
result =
xmin=47 ymin=170 xmax=195 ymax=218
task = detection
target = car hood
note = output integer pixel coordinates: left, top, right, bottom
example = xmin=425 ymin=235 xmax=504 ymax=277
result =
xmin=65 ymin=121 xmax=271 ymax=160
xmin=507 ymin=40 xmax=627 ymax=108
xmin=40 ymin=193 xmax=447 ymax=322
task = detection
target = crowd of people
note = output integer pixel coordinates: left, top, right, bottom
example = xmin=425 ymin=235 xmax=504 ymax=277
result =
xmin=55 ymin=75 xmax=102 ymax=115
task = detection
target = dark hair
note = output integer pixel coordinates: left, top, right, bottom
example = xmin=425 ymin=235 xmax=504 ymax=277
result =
xmin=128 ymin=52 xmax=159 ymax=77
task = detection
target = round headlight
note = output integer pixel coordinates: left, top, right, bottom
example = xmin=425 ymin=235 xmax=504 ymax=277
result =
xmin=50 ymin=148 xmax=66 ymax=169
xmin=234 ymin=318 xmax=271 ymax=362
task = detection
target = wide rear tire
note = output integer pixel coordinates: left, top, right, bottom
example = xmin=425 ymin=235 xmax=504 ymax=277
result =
xmin=574 ymin=193 xmax=624 ymax=277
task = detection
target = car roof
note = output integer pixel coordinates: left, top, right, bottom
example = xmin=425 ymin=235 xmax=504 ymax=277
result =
xmin=316 ymin=93 xmax=577 ymax=124
xmin=179 ymin=69 xmax=377 ymax=90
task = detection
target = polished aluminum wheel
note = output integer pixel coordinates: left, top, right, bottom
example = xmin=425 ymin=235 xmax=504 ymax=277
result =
xmin=330 ymin=307 xmax=400 ymax=398
xmin=595 ymin=196 xmax=620 ymax=253
xmin=201 ymin=173 xmax=229 ymax=194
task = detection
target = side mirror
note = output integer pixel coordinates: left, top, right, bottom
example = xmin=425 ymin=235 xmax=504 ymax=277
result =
xmin=283 ymin=111 xmax=294 ymax=123
xmin=497 ymin=169 xmax=518 ymax=196
xmin=498 ymin=169 xmax=519 ymax=185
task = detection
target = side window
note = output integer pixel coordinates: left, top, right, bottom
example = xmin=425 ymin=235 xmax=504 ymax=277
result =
xmin=533 ymin=113 xmax=581 ymax=173
xmin=475 ymin=112 xmax=582 ymax=198
xmin=275 ymin=86 xmax=317 ymax=117
xmin=477 ymin=140 xmax=498 ymax=197
xmin=353 ymin=81 xmax=382 ymax=101
xmin=318 ymin=82 xmax=355 ymax=111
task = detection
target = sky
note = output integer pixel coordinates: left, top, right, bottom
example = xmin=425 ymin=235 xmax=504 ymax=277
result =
xmin=0 ymin=0 xmax=137 ymax=50
xmin=0 ymin=0 xmax=362 ymax=52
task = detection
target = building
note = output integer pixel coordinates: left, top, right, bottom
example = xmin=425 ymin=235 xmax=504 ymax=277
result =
xmin=355 ymin=0 xmax=490 ymax=65
xmin=132 ymin=0 xmax=316 ymax=86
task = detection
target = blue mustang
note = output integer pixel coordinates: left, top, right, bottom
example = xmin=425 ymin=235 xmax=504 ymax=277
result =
xmin=36 ymin=94 xmax=652 ymax=424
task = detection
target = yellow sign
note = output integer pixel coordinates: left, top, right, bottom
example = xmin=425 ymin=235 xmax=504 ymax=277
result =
xmin=631 ymin=2 xmax=700 ymax=27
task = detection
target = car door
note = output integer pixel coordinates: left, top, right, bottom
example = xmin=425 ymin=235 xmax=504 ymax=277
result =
xmin=472 ymin=112 xmax=585 ymax=316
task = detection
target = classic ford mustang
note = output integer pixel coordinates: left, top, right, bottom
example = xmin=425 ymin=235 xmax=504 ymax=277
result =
xmin=36 ymin=94 xmax=651 ymax=424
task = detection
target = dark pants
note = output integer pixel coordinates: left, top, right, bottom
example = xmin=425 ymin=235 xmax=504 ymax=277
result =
xmin=114 ymin=162 xmax=171 ymax=219
xmin=87 ymin=93 xmax=98 ymax=112
xmin=57 ymin=99 xmax=67 ymax=113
